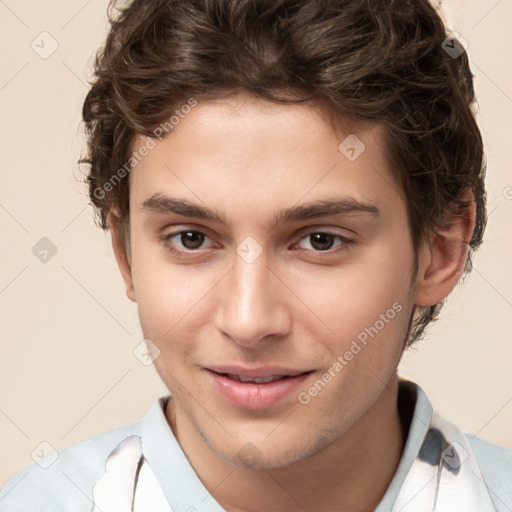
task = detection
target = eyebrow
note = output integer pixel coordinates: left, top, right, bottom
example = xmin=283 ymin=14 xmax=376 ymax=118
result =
xmin=141 ymin=194 xmax=380 ymax=226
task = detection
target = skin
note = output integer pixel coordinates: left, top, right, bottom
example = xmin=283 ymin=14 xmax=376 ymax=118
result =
xmin=110 ymin=92 xmax=475 ymax=512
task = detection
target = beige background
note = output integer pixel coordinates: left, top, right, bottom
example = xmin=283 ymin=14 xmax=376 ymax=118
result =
xmin=0 ymin=0 xmax=511 ymax=487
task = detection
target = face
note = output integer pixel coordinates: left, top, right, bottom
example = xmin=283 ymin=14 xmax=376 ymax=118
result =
xmin=122 ymin=93 xmax=418 ymax=468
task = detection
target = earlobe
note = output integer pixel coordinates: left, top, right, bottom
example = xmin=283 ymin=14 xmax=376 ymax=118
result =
xmin=413 ymin=199 xmax=476 ymax=307
xmin=109 ymin=211 xmax=136 ymax=303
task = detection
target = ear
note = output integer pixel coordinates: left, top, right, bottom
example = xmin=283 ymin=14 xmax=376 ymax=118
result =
xmin=109 ymin=210 xmax=136 ymax=303
xmin=413 ymin=196 xmax=476 ymax=307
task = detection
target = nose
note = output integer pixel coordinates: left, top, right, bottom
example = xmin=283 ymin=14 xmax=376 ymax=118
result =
xmin=213 ymin=246 xmax=292 ymax=349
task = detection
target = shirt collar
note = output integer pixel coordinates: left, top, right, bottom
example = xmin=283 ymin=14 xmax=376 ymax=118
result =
xmin=141 ymin=395 xmax=225 ymax=511
xmin=374 ymin=378 xmax=433 ymax=510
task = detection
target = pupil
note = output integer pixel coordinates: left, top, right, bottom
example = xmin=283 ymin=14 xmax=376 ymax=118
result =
xmin=181 ymin=231 xmax=204 ymax=249
xmin=310 ymin=233 xmax=334 ymax=251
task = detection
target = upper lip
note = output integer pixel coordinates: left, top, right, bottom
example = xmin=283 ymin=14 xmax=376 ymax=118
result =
xmin=206 ymin=365 xmax=313 ymax=379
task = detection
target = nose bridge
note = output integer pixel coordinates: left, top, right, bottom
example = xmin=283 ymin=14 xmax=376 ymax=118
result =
xmin=214 ymin=244 xmax=290 ymax=347
xmin=233 ymin=251 xmax=271 ymax=317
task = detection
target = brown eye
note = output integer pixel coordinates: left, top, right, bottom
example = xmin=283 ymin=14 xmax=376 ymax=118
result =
xmin=163 ymin=230 xmax=214 ymax=254
xmin=295 ymin=231 xmax=355 ymax=254
xmin=308 ymin=233 xmax=336 ymax=251
xmin=179 ymin=231 xmax=205 ymax=249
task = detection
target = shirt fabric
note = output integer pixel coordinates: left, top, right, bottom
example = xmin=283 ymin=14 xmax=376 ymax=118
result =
xmin=1 ymin=379 xmax=511 ymax=511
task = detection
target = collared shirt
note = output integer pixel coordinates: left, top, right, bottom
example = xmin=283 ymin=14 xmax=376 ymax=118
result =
xmin=1 ymin=379 xmax=511 ymax=511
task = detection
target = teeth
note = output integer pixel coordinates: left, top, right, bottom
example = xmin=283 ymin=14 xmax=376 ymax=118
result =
xmin=226 ymin=373 xmax=285 ymax=383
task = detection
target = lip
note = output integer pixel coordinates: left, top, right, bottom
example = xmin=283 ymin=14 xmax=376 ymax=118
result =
xmin=205 ymin=366 xmax=314 ymax=410
xmin=206 ymin=365 xmax=312 ymax=379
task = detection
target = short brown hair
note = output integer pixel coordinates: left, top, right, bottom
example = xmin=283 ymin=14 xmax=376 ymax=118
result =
xmin=81 ymin=0 xmax=486 ymax=347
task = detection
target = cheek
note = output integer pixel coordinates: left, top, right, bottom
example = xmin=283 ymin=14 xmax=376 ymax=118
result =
xmin=307 ymin=257 xmax=410 ymax=313
xmin=294 ymin=241 xmax=414 ymax=358
xmin=129 ymin=246 xmax=218 ymax=354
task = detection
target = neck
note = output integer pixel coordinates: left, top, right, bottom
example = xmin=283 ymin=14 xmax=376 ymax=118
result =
xmin=166 ymin=374 xmax=406 ymax=512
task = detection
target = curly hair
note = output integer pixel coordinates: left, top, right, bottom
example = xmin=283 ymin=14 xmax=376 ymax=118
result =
xmin=81 ymin=0 xmax=486 ymax=347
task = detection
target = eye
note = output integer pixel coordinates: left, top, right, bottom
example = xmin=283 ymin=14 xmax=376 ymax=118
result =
xmin=162 ymin=230 xmax=216 ymax=254
xmin=295 ymin=231 xmax=355 ymax=252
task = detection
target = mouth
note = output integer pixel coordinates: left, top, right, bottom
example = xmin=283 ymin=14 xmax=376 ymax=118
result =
xmin=220 ymin=373 xmax=295 ymax=383
xmin=205 ymin=366 xmax=314 ymax=410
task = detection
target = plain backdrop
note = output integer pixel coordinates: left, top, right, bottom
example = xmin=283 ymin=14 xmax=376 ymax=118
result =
xmin=1 ymin=0 xmax=511 ymax=486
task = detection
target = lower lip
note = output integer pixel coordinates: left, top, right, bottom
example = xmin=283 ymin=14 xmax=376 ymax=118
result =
xmin=206 ymin=370 xmax=312 ymax=410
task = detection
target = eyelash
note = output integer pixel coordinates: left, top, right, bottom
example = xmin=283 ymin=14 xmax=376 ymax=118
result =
xmin=161 ymin=229 xmax=356 ymax=258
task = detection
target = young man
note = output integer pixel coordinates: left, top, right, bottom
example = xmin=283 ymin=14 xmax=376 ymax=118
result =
xmin=1 ymin=0 xmax=510 ymax=510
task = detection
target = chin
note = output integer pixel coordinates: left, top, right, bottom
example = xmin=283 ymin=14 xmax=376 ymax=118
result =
xmin=204 ymin=427 xmax=335 ymax=470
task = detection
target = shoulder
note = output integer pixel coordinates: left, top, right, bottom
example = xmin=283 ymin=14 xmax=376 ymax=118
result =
xmin=0 ymin=420 xmax=143 ymax=511
xmin=465 ymin=433 xmax=512 ymax=511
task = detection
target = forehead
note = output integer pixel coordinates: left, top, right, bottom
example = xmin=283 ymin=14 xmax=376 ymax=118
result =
xmin=133 ymin=92 xmax=385 ymax=154
xmin=128 ymin=93 xmax=402 ymax=220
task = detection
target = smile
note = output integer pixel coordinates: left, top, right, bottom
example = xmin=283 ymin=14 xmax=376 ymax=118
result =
xmin=205 ymin=367 xmax=314 ymax=410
